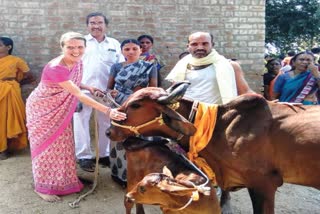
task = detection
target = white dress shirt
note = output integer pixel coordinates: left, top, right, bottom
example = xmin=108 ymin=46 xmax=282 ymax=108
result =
xmin=81 ymin=34 xmax=125 ymax=90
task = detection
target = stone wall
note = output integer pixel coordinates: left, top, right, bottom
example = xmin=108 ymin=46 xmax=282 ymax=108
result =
xmin=1 ymin=0 xmax=266 ymax=95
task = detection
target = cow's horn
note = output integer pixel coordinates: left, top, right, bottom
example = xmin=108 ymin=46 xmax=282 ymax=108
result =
xmin=166 ymin=81 xmax=190 ymax=93
xmin=157 ymin=81 xmax=190 ymax=104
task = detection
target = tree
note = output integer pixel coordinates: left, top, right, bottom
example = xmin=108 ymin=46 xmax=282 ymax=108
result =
xmin=266 ymin=0 xmax=320 ymax=53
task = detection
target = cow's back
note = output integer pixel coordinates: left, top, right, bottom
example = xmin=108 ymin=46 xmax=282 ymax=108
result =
xmin=198 ymin=95 xmax=320 ymax=190
xmin=268 ymin=103 xmax=320 ymax=187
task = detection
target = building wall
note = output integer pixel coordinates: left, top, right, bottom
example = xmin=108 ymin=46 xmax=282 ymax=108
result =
xmin=1 ymin=0 xmax=266 ymax=95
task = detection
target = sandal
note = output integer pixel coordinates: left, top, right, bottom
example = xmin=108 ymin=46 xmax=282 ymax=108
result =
xmin=78 ymin=159 xmax=95 ymax=172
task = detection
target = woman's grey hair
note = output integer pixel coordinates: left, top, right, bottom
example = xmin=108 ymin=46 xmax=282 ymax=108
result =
xmin=59 ymin=32 xmax=86 ymax=48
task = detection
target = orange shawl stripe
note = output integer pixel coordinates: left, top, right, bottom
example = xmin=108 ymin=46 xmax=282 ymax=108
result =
xmin=187 ymin=103 xmax=218 ymax=185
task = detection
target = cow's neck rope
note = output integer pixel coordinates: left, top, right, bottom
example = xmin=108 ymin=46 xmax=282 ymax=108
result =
xmin=111 ymin=114 xmax=165 ymax=136
xmin=166 ymin=193 xmax=194 ymax=211
xmin=111 ymin=102 xmax=183 ymax=139
xmin=165 ymin=165 xmax=211 ymax=211
xmin=110 ymin=100 xmax=198 ymax=140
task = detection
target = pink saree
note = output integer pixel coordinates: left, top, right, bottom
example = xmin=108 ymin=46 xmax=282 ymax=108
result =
xmin=26 ymin=57 xmax=83 ymax=195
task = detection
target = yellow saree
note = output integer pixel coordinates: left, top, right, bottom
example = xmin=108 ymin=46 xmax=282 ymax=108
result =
xmin=0 ymin=55 xmax=29 ymax=152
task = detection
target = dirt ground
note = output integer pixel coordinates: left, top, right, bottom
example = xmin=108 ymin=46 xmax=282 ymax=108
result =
xmin=1 ymin=148 xmax=320 ymax=214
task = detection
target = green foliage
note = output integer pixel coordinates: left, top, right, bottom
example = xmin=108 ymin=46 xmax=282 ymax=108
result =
xmin=266 ymin=0 xmax=320 ymax=53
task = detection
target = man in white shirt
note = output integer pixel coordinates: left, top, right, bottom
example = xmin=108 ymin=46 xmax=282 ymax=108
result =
xmin=166 ymin=31 xmax=254 ymax=213
xmin=166 ymin=32 xmax=253 ymax=104
xmin=73 ymin=12 xmax=124 ymax=172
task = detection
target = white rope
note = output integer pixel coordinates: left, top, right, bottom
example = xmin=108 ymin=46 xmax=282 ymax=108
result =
xmin=165 ymin=154 xmax=211 ymax=212
xmin=69 ymin=103 xmax=101 ymax=208
xmin=174 ymin=195 xmax=194 ymax=211
xmin=180 ymin=154 xmax=211 ymax=196
xmin=69 ymin=91 xmax=122 ymax=208
xmin=94 ymin=90 xmax=121 ymax=108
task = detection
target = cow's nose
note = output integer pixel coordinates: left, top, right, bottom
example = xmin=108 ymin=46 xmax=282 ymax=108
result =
xmin=125 ymin=194 xmax=135 ymax=203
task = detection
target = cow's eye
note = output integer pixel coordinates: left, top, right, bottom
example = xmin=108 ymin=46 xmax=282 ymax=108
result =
xmin=130 ymin=103 xmax=141 ymax=109
xmin=139 ymin=186 xmax=146 ymax=193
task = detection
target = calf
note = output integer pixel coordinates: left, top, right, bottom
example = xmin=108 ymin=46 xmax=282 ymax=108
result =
xmin=123 ymin=137 xmax=220 ymax=214
xmin=127 ymin=167 xmax=218 ymax=214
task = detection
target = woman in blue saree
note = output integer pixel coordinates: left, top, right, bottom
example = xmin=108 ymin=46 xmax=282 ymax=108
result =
xmin=273 ymin=51 xmax=320 ymax=105
xmin=107 ymin=39 xmax=157 ymax=187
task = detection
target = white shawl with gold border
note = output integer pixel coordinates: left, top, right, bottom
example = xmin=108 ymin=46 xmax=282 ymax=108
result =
xmin=166 ymin=49 xmax=237 ymax=104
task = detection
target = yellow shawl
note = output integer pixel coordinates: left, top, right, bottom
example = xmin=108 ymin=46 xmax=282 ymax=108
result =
xmin=166 ymin=49 xmax=237 ymax=104
xmin=187 ymin=102 xmax=218 ymax=185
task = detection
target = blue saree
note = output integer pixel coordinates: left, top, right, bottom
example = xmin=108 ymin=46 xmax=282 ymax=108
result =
xmin=110 ymin=60 xmax=157 ymax=104
xmin=274 ymin=71 xmax=319 ymax=105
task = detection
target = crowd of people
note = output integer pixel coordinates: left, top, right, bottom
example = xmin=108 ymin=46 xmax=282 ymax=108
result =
xmin=263 ymin=50 xmax=320 ymax=104
xmin=2 ymin=11 xmax=320 ymax=204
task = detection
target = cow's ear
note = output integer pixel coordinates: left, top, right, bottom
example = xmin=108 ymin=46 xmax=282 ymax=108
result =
xmin=158 ymin=105 xmax=196 ymax=136
xmin=162 ymin=166 xmax=174 ymax=178
xmin=158 ymin=180 xmax=197 ymax=197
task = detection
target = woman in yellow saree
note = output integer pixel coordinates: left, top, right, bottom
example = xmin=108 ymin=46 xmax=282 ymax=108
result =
xmin=0 ymin=37 xmax=30 ymax=160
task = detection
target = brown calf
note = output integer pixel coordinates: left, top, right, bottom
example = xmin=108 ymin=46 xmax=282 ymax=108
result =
xmin=123 ymin=137 xmax=220 ymax=214
xmin=127 ymin=167 xmax=219 ymax=214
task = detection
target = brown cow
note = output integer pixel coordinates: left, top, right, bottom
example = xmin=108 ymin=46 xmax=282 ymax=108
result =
xmin=127 ymin=167 xmax=219 ymax=214
xmin=107 ymin=82 xmax=320 ymax=214
xmin=122 ymin=137 xmax=220 ymax=214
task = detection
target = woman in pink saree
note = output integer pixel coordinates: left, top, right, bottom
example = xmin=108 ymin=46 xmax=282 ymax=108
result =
xmin=26 ymin=32 xmax=126 ymax=202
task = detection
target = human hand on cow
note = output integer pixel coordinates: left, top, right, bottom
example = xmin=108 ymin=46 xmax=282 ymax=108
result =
xmin=109 ymin=109 xmax=126 ymax=121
